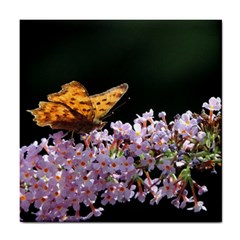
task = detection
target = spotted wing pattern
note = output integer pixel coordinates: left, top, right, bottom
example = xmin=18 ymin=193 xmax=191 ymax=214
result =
xmin=90 ymin=83 xmax=128 ymax=121
xmin=28 ymin=81 xmax=129 ymax=133
xmin=47 ymin=81 xmax=94 ymax=122
xmin=27 ymin=101 xmax=89 ymax=131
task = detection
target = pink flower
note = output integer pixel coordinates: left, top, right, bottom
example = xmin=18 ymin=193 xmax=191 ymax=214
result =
xmin=142 ymin=154 xmax=156 ymax=171
xmin=20 ymin=97 xmax=221 ymax=221
xmin=101 ymin=191 xmax=117 ymax=205
xmin=119 ymin=156 xmax=135 ymax=172
xmin=117 ymin=183 xmax=136 ymax=202
xmin=20 ymin=191 xmax=33 ymax=212
xmin=135 ymin=191 xmax=146 ymax=203
xmin=157 ymin=160 xmax=176 ymax=175
xmin=202 ymin=97 xmax=221 ymax=111
xmin=187 ymin=201 xmax=207 ymax=212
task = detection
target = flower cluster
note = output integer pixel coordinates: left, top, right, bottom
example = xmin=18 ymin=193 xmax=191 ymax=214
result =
xmin=20 ymin=97 xmax=222 ymax=221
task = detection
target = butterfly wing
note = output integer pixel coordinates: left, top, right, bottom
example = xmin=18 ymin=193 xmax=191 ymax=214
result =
xmin=47 ymin=81 xmax=95 ymax=122
xmin=90 ymin=83 xmax=128 ymax=121
xmin=28 ymin=81 xmax=129 ymax=132
xmin=27 ymin=101 xmax=90 ymax=131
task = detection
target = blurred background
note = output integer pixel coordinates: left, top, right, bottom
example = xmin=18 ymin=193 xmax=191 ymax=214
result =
xmin=20 ymin=20 xmax=222 ymax=222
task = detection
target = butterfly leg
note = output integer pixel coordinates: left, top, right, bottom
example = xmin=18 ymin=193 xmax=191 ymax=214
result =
xmin=70 ymin=130 xmax=75 ymax=139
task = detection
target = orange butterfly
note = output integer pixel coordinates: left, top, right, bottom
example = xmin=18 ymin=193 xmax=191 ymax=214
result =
xmin=28 ymin=81 xmax=128 ymax=133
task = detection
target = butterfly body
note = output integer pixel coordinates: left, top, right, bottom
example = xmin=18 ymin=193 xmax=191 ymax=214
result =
xmin=28 ymin=81 xmax=128 ymax=133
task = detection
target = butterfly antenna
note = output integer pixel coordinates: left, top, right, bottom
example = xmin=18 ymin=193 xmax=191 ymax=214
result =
xmin=102 ymin=111 xmax=115 ymax=120
xmin=102 ymin=97 xmax=131 ymax=120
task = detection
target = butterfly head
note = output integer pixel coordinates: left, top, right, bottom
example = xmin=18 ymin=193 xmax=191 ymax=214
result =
xmin=94 ymin=120 xmax=107 ymax=131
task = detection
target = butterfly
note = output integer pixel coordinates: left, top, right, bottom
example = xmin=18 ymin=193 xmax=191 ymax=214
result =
xmin=28 ymin=81 xmax=129 ymax=133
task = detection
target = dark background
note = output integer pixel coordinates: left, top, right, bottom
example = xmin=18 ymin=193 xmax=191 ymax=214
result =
xmin=20 ymin=20 xmax=222 ymax=222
